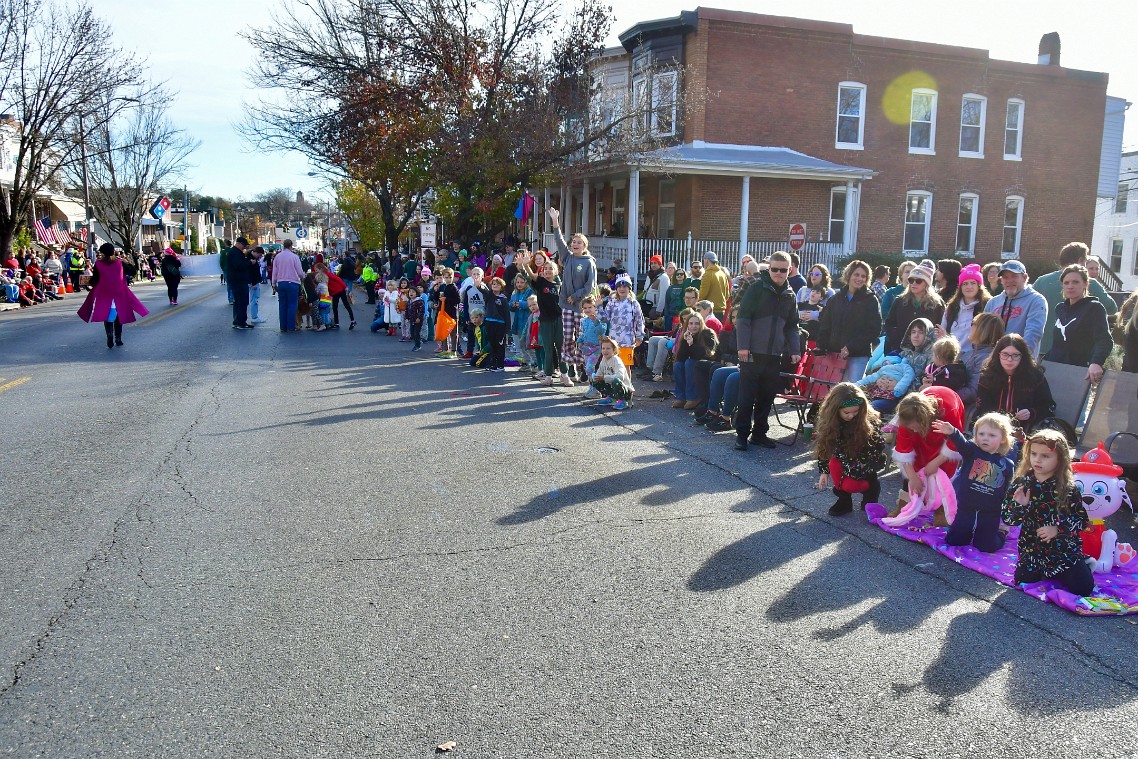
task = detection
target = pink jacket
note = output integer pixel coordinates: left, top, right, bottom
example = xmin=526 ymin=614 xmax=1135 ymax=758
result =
xmin=77 ymin=259 xmax=150 ymax=324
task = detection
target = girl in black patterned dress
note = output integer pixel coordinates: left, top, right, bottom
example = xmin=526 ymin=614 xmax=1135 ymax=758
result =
xmin=814 ymin=382 xmax=887 ymax=516
xmin=1001 ymin=428 xmax=1094 ymax=596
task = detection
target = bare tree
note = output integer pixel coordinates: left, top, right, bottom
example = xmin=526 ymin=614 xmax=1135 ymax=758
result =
xmin=0 ymin=0 xmax=152 ymax=255
xmin=69 ymin=98 xmax=199 ymax=253
xmin=251 ymin=187 xmax=297 ymax=224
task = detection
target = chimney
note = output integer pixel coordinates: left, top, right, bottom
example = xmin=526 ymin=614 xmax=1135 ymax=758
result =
xmin=1038 ymin=32 xmax=1061 ymax=66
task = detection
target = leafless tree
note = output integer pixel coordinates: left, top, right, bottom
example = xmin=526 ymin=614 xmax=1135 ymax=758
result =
xmin=0 ymin=0 xmax=153 ymax=255
xmin=68 ymin=98 xmax=199 ymax=253
xmin=251 ymin=187 xmax=297 ymax=224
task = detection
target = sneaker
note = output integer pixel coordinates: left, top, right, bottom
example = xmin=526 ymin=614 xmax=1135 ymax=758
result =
xmin=491 ymin=367 xmax=504 ymax=372
xmin=683 ymin=400 xmax=701 ymax=410
xmin=349 ymin=321 xmax=357 ymax=330
xmin=251 ymin=318 xmax=267 ymax=323
xmin=540 ymin=376 xmax=553 ymax=385
xmin=672 ymin=399 xmax=686 ymax=408
xmin=734 ymin=437 xmax=748 ymax=451
xmin=534 ymin=371 xmax=547 ymax=381
xmin=595 ymin=397 xmax=614 ymax=406
xmin=411 ymin=345 xmax=421 ymax=351
xmin=560 ymin=374 xmax=574 ymax=387
xmin=171 ymin=300 xmax=177 ymax=305
xmin=583 ymin=387 xmax=600 ymax=400
xmin=613 ymin=400 xmax=629 ymax=410
xmin=749 ymin=434 xmax=778 ymax=449
xmin=706 ymin=417 xmax=732 ymax=432
xmin=651 ymin=373 xmax=663 ymax=383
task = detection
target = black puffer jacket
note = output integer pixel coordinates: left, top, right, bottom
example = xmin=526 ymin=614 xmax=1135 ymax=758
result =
xmin=676 ymin=328 xmax=718 ymax=362
xmin=976 ymin=368 xmax=1055 ymax=430
xmin=884 ymin=294 xmax=945 ymax=353
xmin=818 ymin=285 xmax=882 ymax=357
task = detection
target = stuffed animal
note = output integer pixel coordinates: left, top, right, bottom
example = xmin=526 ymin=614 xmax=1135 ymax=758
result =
xmin=881 ymin=468 xmax=958 ymax=527
xmin=1074 ymin=443 xmax=1135 ymax=573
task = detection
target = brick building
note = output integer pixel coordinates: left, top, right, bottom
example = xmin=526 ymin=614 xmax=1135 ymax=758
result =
xmin=545 ymin=8 xmax=1113 ymax=281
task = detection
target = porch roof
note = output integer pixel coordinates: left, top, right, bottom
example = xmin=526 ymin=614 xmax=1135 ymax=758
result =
xmin=638 ymin=140 xmax=875 ymax=181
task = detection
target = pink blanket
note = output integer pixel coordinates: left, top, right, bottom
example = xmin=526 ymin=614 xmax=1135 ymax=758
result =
xmin=865 ymin=502 xmax=1138 ymax=616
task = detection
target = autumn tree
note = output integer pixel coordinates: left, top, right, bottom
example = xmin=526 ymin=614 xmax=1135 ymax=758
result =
xmin=0 ymin=0 xmax=151 ymax=255
xmin=242 ymin=0 xmax=676 ymax=247
xmin=335 ymin=180 xmax=385 ymax=252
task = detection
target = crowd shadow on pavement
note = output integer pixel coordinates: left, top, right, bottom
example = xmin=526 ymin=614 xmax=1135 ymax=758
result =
xmin=687 ymin=519 xmax=842 ymax=592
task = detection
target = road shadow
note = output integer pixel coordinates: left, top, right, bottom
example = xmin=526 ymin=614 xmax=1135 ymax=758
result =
xmin=687 ymin=519 xmax=842 ymax=592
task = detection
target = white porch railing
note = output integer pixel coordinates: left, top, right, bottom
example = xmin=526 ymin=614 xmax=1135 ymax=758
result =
xmin=567 ymin=236 xmax=846 ymax=283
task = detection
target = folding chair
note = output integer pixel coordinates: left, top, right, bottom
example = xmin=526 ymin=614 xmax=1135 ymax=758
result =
xmin=1080 ymin=370 xmax=1138 ymax=457
xmin=1038 ymin=360 xmax=1092 ymax=432
xmin=773 ymin=352 xmax=847 ymax=446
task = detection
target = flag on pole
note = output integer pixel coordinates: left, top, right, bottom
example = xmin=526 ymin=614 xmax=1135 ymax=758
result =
xmin=513 ymin=192 xmax=535 ymax=223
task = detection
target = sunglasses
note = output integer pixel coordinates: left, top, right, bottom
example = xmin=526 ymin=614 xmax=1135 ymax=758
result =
xmin=908 ymin=278 xmax=925 ymax=285
xmin=769 ymin=267 xmax=788 ymax=273
xmin=1026 ymin=435 xmax=1060 ymax=450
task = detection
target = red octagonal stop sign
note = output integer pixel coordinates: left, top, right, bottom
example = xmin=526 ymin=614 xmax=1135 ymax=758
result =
xmin=788 ymin=223 xmax=806 ymax=251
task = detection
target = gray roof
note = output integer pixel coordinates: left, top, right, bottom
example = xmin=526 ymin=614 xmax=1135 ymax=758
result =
xmin=640 ymin=141 xmax=875 ymax=180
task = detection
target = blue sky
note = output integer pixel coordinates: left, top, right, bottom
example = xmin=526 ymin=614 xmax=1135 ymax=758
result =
xmin=97 ymin=0 xmax=1138 ymax=202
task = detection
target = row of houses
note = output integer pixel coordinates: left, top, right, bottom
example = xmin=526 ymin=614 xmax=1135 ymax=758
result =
xmin=536 ymin=8 xmax=1133 ymax=290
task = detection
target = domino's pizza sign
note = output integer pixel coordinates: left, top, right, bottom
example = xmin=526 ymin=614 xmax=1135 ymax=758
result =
xmin=149 ymin=195 xmax=171 ymax=220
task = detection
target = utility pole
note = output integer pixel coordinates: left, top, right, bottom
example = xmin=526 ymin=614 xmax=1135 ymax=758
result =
xmin=183 ymin=184 xmax=189 ymax=253
xmin=79 ymin=121 xmax=93 ymax=260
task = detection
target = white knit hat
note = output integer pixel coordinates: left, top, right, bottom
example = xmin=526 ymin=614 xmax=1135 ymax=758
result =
xmin=908 ymin=263 xmax=935 ymax=287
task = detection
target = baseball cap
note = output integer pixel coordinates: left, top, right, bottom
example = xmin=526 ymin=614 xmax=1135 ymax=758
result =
xmin=998 ymin=260 xmax=1027 ymax=276
xmin=703 ymin=251 xmax=718 ymax=264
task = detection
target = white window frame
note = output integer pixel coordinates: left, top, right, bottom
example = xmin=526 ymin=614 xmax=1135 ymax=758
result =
xmin=1001 ymin=195 xmax=1025 ymax=259
xmin=958 ymin=94 xmax=986 ymax=158
xmin=903 ymin=191 xmax=933 ymax=255
xmin=835 ymin=82 xmax=866 ymax=150
xmin=955 ymin=193 xmax=979 ymax=257
xmin=909 ymin=89 xmax=938 ymax=155
xmin=657 ymin=179 xmax=676 ymax=238
xmin=631 ymin=77 xmax=648 ymax=134
xmin=1116 ymin=183 xmax=1129 ymax=215
xmin=829 ymin=186 xmax=847 ymax=242
xmin=1004 ymin=99 xmax=1024 ymax=161
xmin=1110 ymin=238 xmax=1124 ymax=273
xmin=650 ymin=71 xmax=678 ymax=138
xmin=1132 ymin=240 xmax=1138 ymax=277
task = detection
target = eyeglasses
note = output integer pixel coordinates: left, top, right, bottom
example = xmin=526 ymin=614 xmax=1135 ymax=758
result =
xmin=809 ymin=271 xmax=822 ymax=277
xmin=999 ymin=352 xmax=1022 ymax=360
xmin=769 ymin=267 xmax=788 ymax=273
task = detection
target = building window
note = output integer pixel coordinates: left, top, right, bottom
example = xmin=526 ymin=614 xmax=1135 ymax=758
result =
xmin=1004 ymin=99 xmax=1024 ymax=160
xmin=632 ymin=77 xmax=647 ymax=134
xmin=956 ymin=193 xmax=979 ymax=257
xmin=829 ymin=187 xmax=847 ymax=242
xmin=657 ymin=179 xmax=675 ymax=238
xmin=909 ymin=89 xmax=937 ymax=154
xmin=1002 ymin=196 xmax=1024 ymax=259
xmin=1116 ymin=183 xmax=1129 ymax=214
xmin=836 ymin=82 xmax=866 ymax=149
xmin=903 ymin=191 xmax=932 ymax=254
xmin=1132 ymin=240 xmax=1138 ymax=276
xmin=612 ymin=187 xmax=626 ymax=236
xmin=1111 ymin=239 xmax=1124 ymax=273
xmin=650 ymin=71 xmax=678 ymax=137
xmin=959 ymin=95 xmax=986 ymax=158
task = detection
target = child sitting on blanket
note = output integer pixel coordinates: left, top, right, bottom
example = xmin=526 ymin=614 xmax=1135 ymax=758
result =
xmin=857 ymin=359 xmax=914 ymax=414
xmin=892 ymin=386 xmax=965 ymax=523
xmin=1001 ymin=428 xmax=1094 ymax=596
xmin=814 ymin=382 xmax=887 ymax=516
xmin=932 ymin=413 xmax=1017 ymax=552
xmin=590 ymin=336 xmax=634 ymax=410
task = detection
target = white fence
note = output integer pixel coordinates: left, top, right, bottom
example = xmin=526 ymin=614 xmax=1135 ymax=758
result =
xmin=179 ymin=254 xmax=222 ymax=277
xmin=560 ymin=236 xmax=845 ymax=283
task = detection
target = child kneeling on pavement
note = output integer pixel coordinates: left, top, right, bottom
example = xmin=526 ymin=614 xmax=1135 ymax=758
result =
xmin=590 ymin=336 xmax=634 ymax=410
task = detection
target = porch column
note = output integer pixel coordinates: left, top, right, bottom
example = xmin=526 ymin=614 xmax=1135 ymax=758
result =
xmin=628 ymin=168 xmax=640 ymax=285
xmin=739 ymin=176 xmax=751 ymax=262
xmin=842 ymin=180 xmax=855 ymax=253
xmin=544 ymin=187 xmax=551 ymax=238
xmin=582 ymin=179 xmax=590 ymax=236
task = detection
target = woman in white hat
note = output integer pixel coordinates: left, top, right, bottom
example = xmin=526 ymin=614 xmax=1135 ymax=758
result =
xmin=883 ymin=262 xmax=944 ymax=353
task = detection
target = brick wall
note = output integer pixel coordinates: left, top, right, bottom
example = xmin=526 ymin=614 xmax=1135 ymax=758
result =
xmin=686 ymin=10 xmax=1107 ymax=267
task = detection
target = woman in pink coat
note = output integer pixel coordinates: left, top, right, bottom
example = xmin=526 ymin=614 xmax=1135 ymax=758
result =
xmin=78 ymin=243 xmax=149 ymax=348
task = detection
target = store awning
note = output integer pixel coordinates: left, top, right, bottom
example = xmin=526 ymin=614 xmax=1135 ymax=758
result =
xmin=48 ymin=196 xmax=87 ymax=222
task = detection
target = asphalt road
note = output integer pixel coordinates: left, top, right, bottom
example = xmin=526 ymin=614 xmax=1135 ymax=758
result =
xmin=1 ymin=277 xmax=1137 ymax=758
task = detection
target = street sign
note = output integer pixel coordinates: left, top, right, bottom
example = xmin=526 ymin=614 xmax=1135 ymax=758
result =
xmin=788 ymin=223 xmax=806 ymax=251
xmin=295 ymin=227 xmax=308 ymax=239
xmin=420 ymin=222 xmax=437 ymax=248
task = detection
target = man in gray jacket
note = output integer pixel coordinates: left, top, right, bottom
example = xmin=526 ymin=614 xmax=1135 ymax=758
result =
xmin=549 ymin=207 xmax=597 ymax=382
xmin=983 ymin=260 xmax=1049 ymax=359
xmin=733 ymin=251 xmax=801 ymax=450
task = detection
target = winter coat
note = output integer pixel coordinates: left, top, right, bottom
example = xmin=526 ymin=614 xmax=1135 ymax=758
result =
xmin=884 ymin=295 xmax=945 ymax=353
xmin=817 ymin=285 xmax=882 ymax=358
xmin=923 ymin=360 xmax=968 ymax=392
xmin=698 ymin=263 xmax=732 ymax=314
xmin=1045 ymin=296 xmax=1113 ymax=368
xmin=975 ymin=367 xmax=1055 ymax=429
xmin=382 ymin=289 xmax=403 ymax=324
xmin=735 ymin=273 xmax=800 ymax=358
xmin=599 ymin=296 xmax=645 ymax=348
xmin=897 ymin=318 xmax=936 ymax=378
xmin=892 ymin=385 xmax=965 ymax=477
xmin=676 ymin=327 xmax=718 ymax=363
xmin=77 ymin=259 xmax=150 ymax=324
xmin=857 ymin=358 xmax=916 ymax=398
xmin=940 ymin=298 xmax=981 ymax=351
xmin=958 ymin=345 xmax=995 ymax=406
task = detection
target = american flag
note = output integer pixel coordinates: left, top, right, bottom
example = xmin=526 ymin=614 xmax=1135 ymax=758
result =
xmin=55 ymin=222 xmax=71 ymax=246
xmin=32 ymin=216 xmax=56 ymax=245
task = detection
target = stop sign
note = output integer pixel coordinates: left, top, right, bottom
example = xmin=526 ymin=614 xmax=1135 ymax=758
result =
xmin=788 ymin=223 xmax=806 ymax=251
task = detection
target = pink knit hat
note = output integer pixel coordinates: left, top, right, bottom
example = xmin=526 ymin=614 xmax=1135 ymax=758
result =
xmin=958 ymin=263 xmax=983 ymax=286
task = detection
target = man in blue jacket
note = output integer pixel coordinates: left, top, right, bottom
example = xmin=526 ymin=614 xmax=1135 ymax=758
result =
xmin=983 ymin=260 xmax=1048 ymax=359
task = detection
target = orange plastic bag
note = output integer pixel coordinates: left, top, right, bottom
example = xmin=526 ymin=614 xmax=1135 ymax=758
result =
xmin=435 ymin=298 xmax=456 ymax=341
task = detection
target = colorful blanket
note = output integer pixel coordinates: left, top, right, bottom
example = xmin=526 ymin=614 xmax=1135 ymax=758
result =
xmin=865 ymin=502 xmax=1138 ymax=616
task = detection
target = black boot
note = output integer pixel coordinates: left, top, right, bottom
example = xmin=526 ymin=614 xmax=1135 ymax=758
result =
xmin=113 ymin=319 xmax=124 ymax=346
xmin=860 ymin=477 xmax=882 ymax=510
xmin=105 ymin=322 xmax=114 ymax=348
xmin=828 ymin=489 xmax=854 ymax=516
